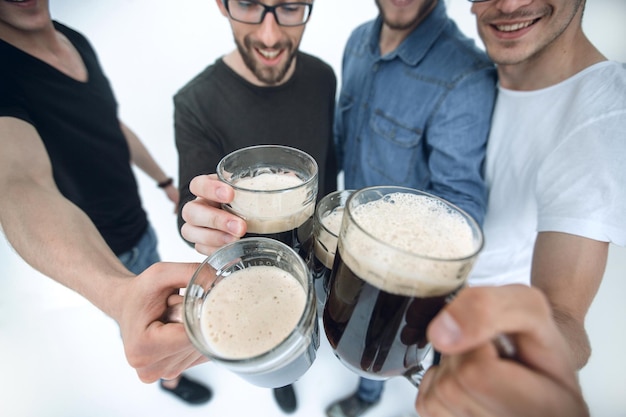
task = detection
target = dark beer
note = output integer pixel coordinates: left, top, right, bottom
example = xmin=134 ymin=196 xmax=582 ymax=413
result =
xmin=244 ymin=215 xmax=314 ymax=260
xmin=324 ymin=250 xmax=462 ymax=378
xmin=322 ymin=188 xmax=482 ymax=381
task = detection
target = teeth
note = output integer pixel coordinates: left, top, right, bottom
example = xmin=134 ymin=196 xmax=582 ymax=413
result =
xmin=496 ymin=20 xmax=534 ymax=32
xmin=259 ymin=49 xmax=279 ymax=59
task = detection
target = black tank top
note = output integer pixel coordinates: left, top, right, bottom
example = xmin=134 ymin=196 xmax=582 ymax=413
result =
xmin=0 ymin=22 xmax=147 ymax=254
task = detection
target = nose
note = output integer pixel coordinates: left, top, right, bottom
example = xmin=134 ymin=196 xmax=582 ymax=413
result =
xmin=492 ymin=0 xmax=534 ymax=14
xmin=256 ymin=10 xmax=283 ymax=47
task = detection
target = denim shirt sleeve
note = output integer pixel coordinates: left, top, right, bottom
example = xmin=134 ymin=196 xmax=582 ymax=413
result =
xmin=424 ymin=67 xmax=495 ymax=226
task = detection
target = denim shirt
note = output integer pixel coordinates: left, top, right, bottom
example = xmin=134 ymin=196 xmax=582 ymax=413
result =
xmin=335 ymin=1 xmax=496 ymax=225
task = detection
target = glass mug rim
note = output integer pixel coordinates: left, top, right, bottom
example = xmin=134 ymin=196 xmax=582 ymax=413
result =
xmin=344 ymin=186 xmax=484 ymax=263
xmin=314 ymin=189 xmax=355 ymax=238
xmin=183 ymin=237 xmax=316 ymax=366
xmin=216 ymin=144 xmax=319 ymax=195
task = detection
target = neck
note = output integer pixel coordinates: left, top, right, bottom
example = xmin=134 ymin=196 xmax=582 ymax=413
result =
xmin=1 ymin=21 xmax=88 ymax=83
xmin=378 ymin=1 xmax=436 ymax=56
xmin=1 ymin=21 xmax=57 ymax=50
xmin=379 ymin=25 xmax=412 ymax=56
xmin=223 ymin=50 xmax=296 ymax=87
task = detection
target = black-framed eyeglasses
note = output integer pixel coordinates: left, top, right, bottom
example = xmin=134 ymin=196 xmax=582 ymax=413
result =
xmin=222 ymin=0 xmax=313 ymax=27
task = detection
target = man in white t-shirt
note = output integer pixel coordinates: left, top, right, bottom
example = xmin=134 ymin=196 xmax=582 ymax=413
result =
xmin=418 ymin=1 xmax=626 ymax=413
xmin=470 ymin=0 xmax=626 ymax=367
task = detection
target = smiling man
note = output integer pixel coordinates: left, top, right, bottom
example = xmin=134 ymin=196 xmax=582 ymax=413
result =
xmin=466 ymin=0 xmax=626 ymax=380
xmin=173 ymin=0 xmax=337 ymax=413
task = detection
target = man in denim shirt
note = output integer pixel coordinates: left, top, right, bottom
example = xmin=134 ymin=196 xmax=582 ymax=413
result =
xmin=327 ymin=1 xmax=496 ymax=417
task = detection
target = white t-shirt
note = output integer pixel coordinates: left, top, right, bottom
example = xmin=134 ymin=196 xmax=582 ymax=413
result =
xmin=470 ymin=61 xmax=626 ymax=287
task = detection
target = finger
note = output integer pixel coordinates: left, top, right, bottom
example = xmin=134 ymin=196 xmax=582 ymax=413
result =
xmin=189 ymin=174 xmax=234 ymax=203
xmin=195 ymin=241 xmax=237 ymax=257
xmin=428 ymin=285 xmax=578 ymax=392
xmin=181 ymin=222 xmax=241 ymax=251
xmin=429 ymin=285 xmax=557 ymax=354
xmin=454 ymin=346 xmax=588 ymax=417
xmin=125 ymin=322 xmax=193 ymax=381
xmin=417 ymin=350 xmax=495 ymax=417
xmin=149 ymin=261 xmax=203 ymax=290
xmin=136 ymin=342 xmax=208 ymax=382
xmin=182 ymin=198 xmax=246 ymax=238
xmin=163 ymin=302 xmax=183 ymax=324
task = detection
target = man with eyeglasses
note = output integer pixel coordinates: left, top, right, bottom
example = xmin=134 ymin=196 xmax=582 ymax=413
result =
xmin=416 ymin=0 xmax=626 ymax=415
xmin=325 ymin=0 xmax=496 ymax=415
xmin=173 ymin=0 xmax=337 ymax=413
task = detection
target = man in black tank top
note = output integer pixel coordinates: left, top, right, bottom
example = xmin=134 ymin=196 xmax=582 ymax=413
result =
xmin=0 ymin=0 xmax=211 ymax=406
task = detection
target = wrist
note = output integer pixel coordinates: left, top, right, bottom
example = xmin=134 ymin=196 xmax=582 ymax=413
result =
xmin=157 ymin=178 xmax=174 ymax=188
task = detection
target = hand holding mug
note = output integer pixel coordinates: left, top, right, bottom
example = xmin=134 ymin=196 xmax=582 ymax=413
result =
xmin=416 ymin=285 xmax=589 ymax=417
xmin=181 ymin=174 xmax=246 ymax=256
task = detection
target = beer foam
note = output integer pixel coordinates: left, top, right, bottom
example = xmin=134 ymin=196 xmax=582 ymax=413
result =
xmin=228 ymin=172 xmax=314 ymax=233
xmin=314 ymin=208 xmax=343 ymax=268
xmin=341 ymin=193 xmax=478 ymax=297
xmin=200 ymin=265 xmax=306 ymax=359
xmin=234 ymin=172 xmax=304 ymax=191
xmin=321 ymin=207 xmax=343 ymax=236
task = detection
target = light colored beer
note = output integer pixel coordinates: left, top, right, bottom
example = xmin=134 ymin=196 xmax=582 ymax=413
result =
xmin=230 ymin=172 xmax=314 ymax=234
xmin=341 ymin=192 xmax=476 ymax=298
xmin=200 ymin=265 xmax=306 ymax=359
xmin=314 ymin=207 xmax=343 ymax=269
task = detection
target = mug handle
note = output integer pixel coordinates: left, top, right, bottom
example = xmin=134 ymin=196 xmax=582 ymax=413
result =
xmin=404 ymin=335 xmax=517 ymax=388
xmin=403 ymin=345 xmax=439 ymax=388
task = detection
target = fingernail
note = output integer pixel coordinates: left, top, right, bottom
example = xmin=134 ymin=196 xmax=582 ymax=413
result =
xmin=430 ymin=311 xmax=461 ymax=347
xmin=226 ymin=220 xmax=243 ymax=236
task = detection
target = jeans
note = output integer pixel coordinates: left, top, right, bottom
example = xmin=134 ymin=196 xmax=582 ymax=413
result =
xmin=117 ymin=224 xmax=160 ymax=274
xmin=356 ymin=378 xmax=384 ymax=403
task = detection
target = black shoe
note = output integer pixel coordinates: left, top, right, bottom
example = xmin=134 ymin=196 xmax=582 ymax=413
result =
xmin=159 ymin=375 xmax=213 ymax=405
xmin=325 ymin=392 xmax=378 ymax=417
xmin=273 ymin=384 xmax=297 ymax=414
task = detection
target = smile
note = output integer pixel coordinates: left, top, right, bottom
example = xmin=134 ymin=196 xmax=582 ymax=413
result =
xmin=258 ymin=49 xmax=280 ymax=59
xmin=495 ymin=19 xmax=539 ymax=33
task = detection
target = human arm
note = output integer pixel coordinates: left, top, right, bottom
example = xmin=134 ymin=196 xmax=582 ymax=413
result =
xmin=425 ymin=67 xmax=496 ymax=226
xmin=531 ymin=232 xmax=607 ymax=369
xmin=530 ymin=110 xmax=623 ymax=369
xmin=120 ymin=121 xmax=179 ymax=210
xmin=416 ymin=285 xmax=589 ymax=417
xmin=0 ymin=117 xmax=207 ymax=382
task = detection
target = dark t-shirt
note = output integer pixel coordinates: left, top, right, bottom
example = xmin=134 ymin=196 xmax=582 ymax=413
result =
xmin=0 ymin=22 xmax=147 ymax=255
xmin=174 ymin=53 xmax=338 ymax=233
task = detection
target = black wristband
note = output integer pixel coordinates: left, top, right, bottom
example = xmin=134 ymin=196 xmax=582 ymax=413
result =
xmin=157 ymin=178 xmax=174 ymax=188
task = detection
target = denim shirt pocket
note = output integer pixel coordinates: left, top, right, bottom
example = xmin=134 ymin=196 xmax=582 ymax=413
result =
xmin=367 ymin=109 xmax=425 ymax=185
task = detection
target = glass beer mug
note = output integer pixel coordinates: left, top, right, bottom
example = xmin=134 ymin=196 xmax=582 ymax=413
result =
xmin=184 ymin=237 xmax=319 ymax=388
xmin=322 ymin=186 xmax=483 ymax=386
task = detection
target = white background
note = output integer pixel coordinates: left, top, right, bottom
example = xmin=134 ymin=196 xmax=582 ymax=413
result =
xmin=1 ymin=1 xmax=625 ymax=416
